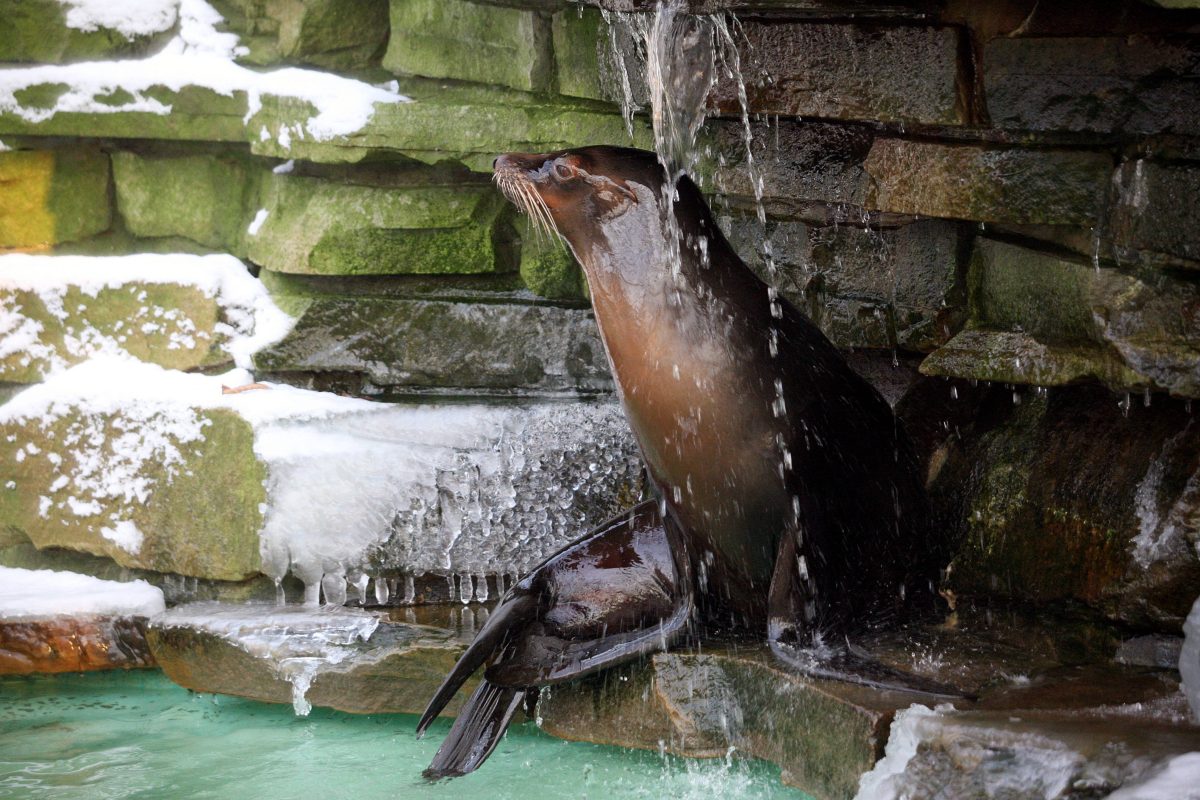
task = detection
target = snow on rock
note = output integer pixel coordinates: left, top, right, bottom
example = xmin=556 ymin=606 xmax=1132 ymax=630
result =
xmin=152 ymin=601 xmax=381 ymax=715
xmin=0 ymin=0 xmax=407 ymax=141
xmin=0 ymin=252 xmax=295 ymax=375
xmin=58 ymin=0 xmax=178 ymax=38
xmin=0 ymin=566 xmax=164 ymax=620
xmin=1 ymin=358 xmax=643 ymax=597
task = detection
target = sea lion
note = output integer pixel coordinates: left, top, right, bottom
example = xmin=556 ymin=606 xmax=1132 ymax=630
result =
xmin=417 ymin=146 xmax=949 ymax=778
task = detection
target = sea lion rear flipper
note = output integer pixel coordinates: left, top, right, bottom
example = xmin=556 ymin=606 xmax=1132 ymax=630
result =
xmin=422 ymin=680 xmax=533 ymax=780
xmin=418 ymin=499 xmax=694 ymax=778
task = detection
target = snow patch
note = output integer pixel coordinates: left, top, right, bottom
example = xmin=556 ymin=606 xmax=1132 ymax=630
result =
xmin=1108 ymin=753 xmax=1200 ymax=800
xmin=272 ymin=159 xmax=294 ymax=174
xmin=101 ymin=519 xmax=144 ymax=554
xmin=58 ymin=0 xmax=178 ymax=38
xmin=0 ymin=566 xmax=164 ymax=620
xmin=0 ymin=0 xmax=407 ymax=141
xmin=855 ymin=704 xmax=945 ymax=800
xmin=247 ymin=208 xmax=268 ymax=235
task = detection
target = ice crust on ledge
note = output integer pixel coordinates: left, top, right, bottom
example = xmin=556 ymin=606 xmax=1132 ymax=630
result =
xmin=0 ymin=566 xmax=165 ymax=620
xmin=0 ymin=0 xmax=407 ymax=142
xmin=153 ymin=601 xmax=381 ymax=715
xmin=2 ymin=358 xmax=642 ymax=594
xmin=0 ymin=252 xmax=295 ymax=373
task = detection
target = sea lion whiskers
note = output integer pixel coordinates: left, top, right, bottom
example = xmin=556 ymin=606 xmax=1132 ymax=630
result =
xmin=494 ymin=170 xmax=563 ymax=246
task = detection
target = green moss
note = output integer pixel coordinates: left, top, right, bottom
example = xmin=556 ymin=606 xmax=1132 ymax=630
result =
xmin=0 ymin=0 xmax=173 ymax=64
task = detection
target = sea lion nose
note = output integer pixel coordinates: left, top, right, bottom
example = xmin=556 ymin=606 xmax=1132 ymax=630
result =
xmin=493 ymin=156 xmax=499 ymax=170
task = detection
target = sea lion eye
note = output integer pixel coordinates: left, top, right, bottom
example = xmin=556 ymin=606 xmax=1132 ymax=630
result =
xmin=553 ymin=163 xmax=574 ymax=180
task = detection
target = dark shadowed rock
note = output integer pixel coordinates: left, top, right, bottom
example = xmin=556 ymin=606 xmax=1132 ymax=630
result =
xmin=985 ymin=35 xmax=1200 ymax=136
xmin=1111 ymin=159 xmax=1200 ymax=270
xmin=712 ymin=22 xmax=961 ymax=126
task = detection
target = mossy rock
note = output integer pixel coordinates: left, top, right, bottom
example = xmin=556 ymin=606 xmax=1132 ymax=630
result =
xmin=518 ymin=216 xmax=587 ymax=301
xmin=247 ymin=173 xmax=513 ymax=275
xmin=0 ymin=407 xmax=265 ymax=582
xmin=0 ymin=148 xmax=111 ymax=248
xmin=210 ymin=0 xmax=388 ymax=70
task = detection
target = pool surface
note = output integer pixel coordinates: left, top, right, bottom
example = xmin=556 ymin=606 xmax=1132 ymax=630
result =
xmin=0 ymin=670 xmax=810 ymax=799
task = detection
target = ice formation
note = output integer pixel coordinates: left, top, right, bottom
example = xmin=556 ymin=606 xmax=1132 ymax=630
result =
xmin=1181 ymin=596 xmax=1200 ymax=723
xmin=0 ymin=252 xmax=295 ymax=372
xmin=0 ymin=566 xmax=165 ymax=620
xmin=0 ymin=0 xmax=407 ymax=142
xmin=2 ymin=358 xmax=642 ymax=600
xmin=152 ymin=602 xmax=381 ymax=715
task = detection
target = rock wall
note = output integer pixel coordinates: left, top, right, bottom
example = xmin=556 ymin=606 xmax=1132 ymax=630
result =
xmin=1 ymin=0 xmax=1198 ymax=635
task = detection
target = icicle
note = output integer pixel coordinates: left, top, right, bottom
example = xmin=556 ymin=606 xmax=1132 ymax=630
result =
xmin=373 ymin=574 xmax=390 ymax=606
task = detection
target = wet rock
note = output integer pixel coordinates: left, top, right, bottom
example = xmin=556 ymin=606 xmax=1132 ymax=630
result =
xmin=112 ymin=151 xmax=257 ymax=252
xmin=0 ymin=148 xmax=111 ymax=248
xmin=922 ymin=238 xmax=1200 ymax=397
xmin=711 ymin=22 xmax=960 ymax=126
xmin=0 ymin=567 xmax=163 ymax=675
xmin=713 ymin=119 xmax=875 ymax=214
xmin=147 ymin=602 xmax=475 ymax=716
xmin=0 ymin=0 xmax=176 ymax=64
xmin=539 ymin=647 xmax=906 ymax=800
xmin=724 ymin=215 xmax=968 ymax=352
xmin=1116 ymin=635 xmax=1184 ymax=669
xmin=254 ymin=293 xmax=612 ymax=394
xmin=863 ymin=140 xmax=1111 ymax=227
xmin=928 ymin=384 xmax=1200 ymax=631
xmin=858 ymin=705 xmax=1200 ymax=800
xmin=1111 ymin=159 xmax=1200 ymax=270
xmin=985 ymin=35 xmax=1200 ymax=136
xmin=210 ymin=0 xmax=388 ymax=70
xmin=383 ymin=0 xmax=553 ymax=94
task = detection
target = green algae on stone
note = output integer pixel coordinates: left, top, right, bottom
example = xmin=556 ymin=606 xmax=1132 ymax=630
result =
xmin=0 ymin=148 xmax=111 ymax=248
xmin=113 ymin=151 xmax=259 ymax=252
xmin=384 ymin=0 xmax=552 ymax=93
xmin=210 ymin=0 xmax=388 ymax=70
xmin=0 ymin=407 xmax=265 ymax=582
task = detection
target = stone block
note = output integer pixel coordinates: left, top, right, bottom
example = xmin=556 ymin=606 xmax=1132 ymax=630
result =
xmin=985 ymin=35 xmax=1200 ymax=135
xmin=383 ymin=0 xmax=552 ymax=93
xmin=928 ymin=238 xmax=1200 ymax=396
xmin=210 ymin=0 xmax=389 ymax=70
xmin=0 ymin=148 xmax=111 ymax=248
xmin=0 ymin=403 xmax=266 ymax=582
xmin=253 ymin=293 xmax=612 ymax=394
xmin=1111 ymin=159 xmax=1200 ymax=269
xmin=712 ymin=22 xmax=961 ymax=126
xmin=246 ymin=174 xmax=512 ymax=275
xmin=112 ymin=151 xmax=256 ymax=251
xmin=0 ymin=0 xmax=176 ymax=64
xmin=863 ymin=140 xmax=1111 ymax=226
xmin=0 ymin=615 xmax=155 ymax=675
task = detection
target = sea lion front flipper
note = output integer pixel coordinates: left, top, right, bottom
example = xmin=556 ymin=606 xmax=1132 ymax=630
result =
xmin=417 ymin=499 xmax=694 ymax=779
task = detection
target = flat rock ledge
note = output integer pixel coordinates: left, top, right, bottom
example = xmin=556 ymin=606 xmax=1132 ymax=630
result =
xmin=146 ymin=601 xmax=1198 ymax=800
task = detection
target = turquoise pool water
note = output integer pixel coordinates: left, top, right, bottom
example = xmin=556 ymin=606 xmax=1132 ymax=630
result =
xmin=0 ymin=670 xmax=809 ymax=799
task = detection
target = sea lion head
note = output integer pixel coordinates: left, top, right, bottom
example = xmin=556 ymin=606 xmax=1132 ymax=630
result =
xmin=493 ymin=146 xmax=666 ymax=255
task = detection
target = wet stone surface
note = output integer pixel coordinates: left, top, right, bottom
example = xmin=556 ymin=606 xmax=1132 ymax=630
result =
xmin=0 ymin=615 xmax=156 ymax=675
